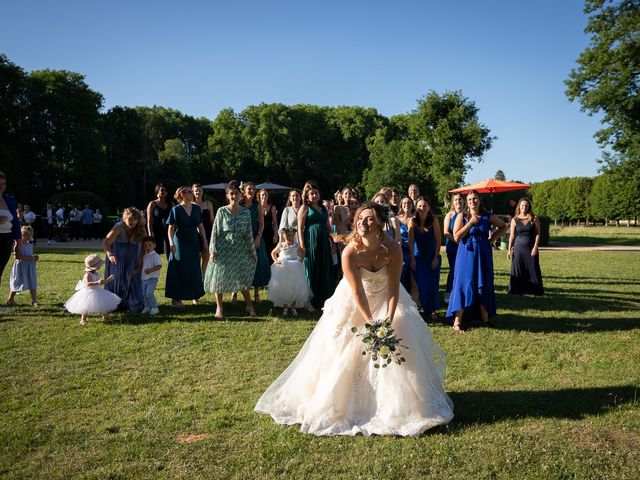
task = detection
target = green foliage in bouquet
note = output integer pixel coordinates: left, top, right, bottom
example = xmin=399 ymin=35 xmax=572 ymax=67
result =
xmin=351 ymin=318 xmax=408 ymax=368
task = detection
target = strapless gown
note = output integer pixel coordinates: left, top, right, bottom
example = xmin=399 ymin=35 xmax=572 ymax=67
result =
xmin=255 ymin=266 xmax=454 ymax=436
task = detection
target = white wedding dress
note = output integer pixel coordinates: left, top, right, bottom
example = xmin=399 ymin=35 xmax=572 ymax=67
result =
xmin=255 ymin=266 xmax=454 ymax=436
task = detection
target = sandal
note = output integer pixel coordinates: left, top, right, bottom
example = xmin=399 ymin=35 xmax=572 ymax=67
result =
xmin=245 ymin=306 xmax=257 ymax=317
xmin=452 ymin=322 xmax=465 ymax=333
xmin=214 ymin=308 xmax=223 ymax=319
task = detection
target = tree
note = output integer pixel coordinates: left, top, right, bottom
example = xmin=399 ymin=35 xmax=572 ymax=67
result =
xmin=494 ymin=169 xmax=506 ymax=181
xmin=565 ymin=0 xmax=640 ymax=162
xmin=363 ymin=91 xmax=494 ymax=203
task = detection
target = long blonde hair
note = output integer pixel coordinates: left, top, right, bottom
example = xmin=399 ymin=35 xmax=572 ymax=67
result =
xmin=335 ymin=202 xmax=389 ymax=255
xmin=122 ymin=208 xmax=146 ymax=243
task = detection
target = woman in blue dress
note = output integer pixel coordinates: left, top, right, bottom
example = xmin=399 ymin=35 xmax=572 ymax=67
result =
xmin=446 ymin=190 xmax=507 ymax=332
xmin=240 ymin=182 xmax=270 ymax=303
xmin=165 ymin=186 xmax=207 ymax=306
xmin=409 ymin=196 xmax=442 ymax=320
xmin=103 ymin=208 xmax=145 ymax=312
xmin=443 ymin=193 xmax=466 ymax=303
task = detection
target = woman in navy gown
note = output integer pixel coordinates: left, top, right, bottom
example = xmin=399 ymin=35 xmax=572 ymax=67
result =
xmin=446 ymin=190 xmax=507 ymax=332
xmin=443 ymin=193 xmax=466 ymax=303
xmin=409 ymin=196 xmax=442 ymax=320
xmin=165 ymin=186 xmax=207 ymax=306
xmin=396 ymin=197 xmax=415 ymax=296
xmin=507 ymin=198 xmax=544 ymax=295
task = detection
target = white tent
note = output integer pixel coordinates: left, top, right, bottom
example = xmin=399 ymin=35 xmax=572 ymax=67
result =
xmin=255 ymin=182 xmax=294 ymax=192
xmin=202 ymin=182 xmax=229 ymax=191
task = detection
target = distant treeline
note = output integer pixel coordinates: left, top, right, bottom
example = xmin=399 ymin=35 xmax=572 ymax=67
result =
xmin=531 ymin=173 xmax=639 ymax=225
xmin=1 ymin=54 xmax=493 ymax=212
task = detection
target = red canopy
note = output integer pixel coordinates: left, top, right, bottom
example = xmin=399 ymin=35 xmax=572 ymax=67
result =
xmin=449 ymin=179 xmax=531 ymax=194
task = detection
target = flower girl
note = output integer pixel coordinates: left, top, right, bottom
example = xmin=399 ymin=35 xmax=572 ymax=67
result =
xmin=267 ymin=227 xmax=312 ymax=316
xmin=7 ymin=226 xmax=39 ymax=307
xmin=64 ymin=254 xmax=121 ymax=324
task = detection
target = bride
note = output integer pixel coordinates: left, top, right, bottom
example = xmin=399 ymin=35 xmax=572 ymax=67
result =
xmin=255 ymin=202 xmax=454 ymax=436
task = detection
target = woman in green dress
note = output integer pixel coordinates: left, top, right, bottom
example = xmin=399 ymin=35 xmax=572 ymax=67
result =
xmin=297 ymin=180 xmax=336 ymax=310
xmin=240 ymin=181 xmax=270 ymax=302
xmin=165 ymin=186 xmax=207 ymax=306
xmin=204 ymin=181 xmax=257 ymax=319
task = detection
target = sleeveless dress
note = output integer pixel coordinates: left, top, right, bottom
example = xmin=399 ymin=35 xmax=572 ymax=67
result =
xmin=105 ymin=222 xmax=144 ymax=312
xmin=151 ymin=202 xmax=173 ymax=258
xmin=204 ymin=207 xmax=257 ymax=293
xmin=246 ymin=202 xmax=271 ymax=287
xmin=165 ymin=204 xmax=205 ymax=300
xmin=303 ymin=205 xmax=336 ymax=310
xmin=65 ymin=272 xmax=121 ymax=314
xmin=200 ymin=206 xmax=214 ymax=246
xmin=267 ymin=242 xmax=312 ymax=307
xmin=508 ymin=218 xmax=544 ymax=295
xmin=413 ymin=225 xmax=441 ymax=315
xmin=399 ymin=222 xmax=412 ymax=294
xmin=255 ymin=265 xmax=454 ymax=436
xmin=445 ymin=212 xmax=460 ymax=293
xmin=9 ymin=242 xmax=37 ymax=291
xmin=263 ymin=206 xmax=277 ymax=264
xmin=445 ymin=214 xmax=496 ymax=321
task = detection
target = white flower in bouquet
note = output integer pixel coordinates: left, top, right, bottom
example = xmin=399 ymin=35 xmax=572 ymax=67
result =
xmin=351 ymin=318 xmax=407 ymax=368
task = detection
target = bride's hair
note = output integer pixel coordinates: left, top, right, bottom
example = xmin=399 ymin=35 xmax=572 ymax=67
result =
xmin=334 ymin=201 xmax=389 ymax=254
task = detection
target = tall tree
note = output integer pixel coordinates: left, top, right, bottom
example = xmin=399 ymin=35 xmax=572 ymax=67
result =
xmin=565 ymin=0 xmax=640 ymax=162
xmin=494 ymin=169 xmax=506 ymax=181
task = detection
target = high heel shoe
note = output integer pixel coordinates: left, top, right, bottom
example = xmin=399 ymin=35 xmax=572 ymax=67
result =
xmin=245 ymin=306 xmax=257 ymax=317
xmin=452 ymin=322 xmax=465 ymax=333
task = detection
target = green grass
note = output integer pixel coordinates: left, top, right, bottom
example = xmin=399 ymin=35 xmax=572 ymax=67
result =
xmin=550 ymin=225 xmax=640 ymax=246
xmin=1 ymin=248 xmax=639 ymax=479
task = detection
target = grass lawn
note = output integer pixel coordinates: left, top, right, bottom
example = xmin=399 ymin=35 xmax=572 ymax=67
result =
xmin=1 ymin=248 xmax=639 ymax=479
xmin=550 ymin=225 xmax=640 ymax=246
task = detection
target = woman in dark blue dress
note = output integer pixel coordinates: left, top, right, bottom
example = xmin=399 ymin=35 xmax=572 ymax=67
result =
xmin=409 ymin=196 xmax=442 ymax=320
xmin=446 ymin=190 xmax=507 ymax=332
xmin=507 ymin=198 xmax=544 ymax=295
xmin=443 ymin=193 xmax=466 ymax=303
xmin=165 ymin=186 xmax=207 ymax=306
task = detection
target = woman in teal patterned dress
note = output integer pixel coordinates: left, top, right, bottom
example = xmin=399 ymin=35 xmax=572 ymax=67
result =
xmin=204 ymin=181 xmax=257 ymax=319
xmin=240 ymin=181 xmax=270 ymax=302
xmin=297 ymin=180 xmax=336 ymax=310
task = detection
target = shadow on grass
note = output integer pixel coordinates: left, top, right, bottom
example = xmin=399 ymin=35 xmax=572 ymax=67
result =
xmin=496 ymin=290 xmax=639 ymax=314
xmin=542 ymin=275 xmax=639 ymax=286
xmin=448 ymin=385 xmax=638 ymax=429
xmin=494 ymin=312 xmax=640 ymax=333
xmin=550 ymin=236 xmax=640 ymax=246
xmin=105 ymin=304 xmax=320 ymax=325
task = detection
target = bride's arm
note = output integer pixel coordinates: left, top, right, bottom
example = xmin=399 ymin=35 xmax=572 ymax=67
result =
xmin=385 ymin=240 xmax=403 ymax=322
xmin=341 ymin=244 xmax=373 ymax=323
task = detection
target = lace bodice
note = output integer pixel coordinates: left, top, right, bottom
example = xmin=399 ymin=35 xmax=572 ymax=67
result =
xmin=359 ymin=266 xmax=387 ymax=294
xmin=278 ymin=242 xmax=300 ymax=261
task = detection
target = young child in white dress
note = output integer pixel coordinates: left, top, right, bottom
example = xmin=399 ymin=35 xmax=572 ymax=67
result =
xmin=7 ymin=226 xmax=39 ymax=307
xmin=64 ymin=254 xmax=121 ymax=325
xmin=267 ymin=227 xmax=312 ymax=317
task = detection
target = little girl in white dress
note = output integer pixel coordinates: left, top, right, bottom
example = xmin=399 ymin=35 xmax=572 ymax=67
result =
xmin=267 ymin=228 xmax=312 ymax=316
xmin=64 ymin=254 xmax=121 ymax=324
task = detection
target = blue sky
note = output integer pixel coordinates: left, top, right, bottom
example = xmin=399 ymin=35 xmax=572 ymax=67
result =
xmin=2 ymin=0 xmax=603 ymax=184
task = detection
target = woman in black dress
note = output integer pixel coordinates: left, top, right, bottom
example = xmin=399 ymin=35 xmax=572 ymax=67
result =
xmin=507 ymin=198 xmax=544 ymax=296
xmin=258 ymin=189 xmax=278 ymax=265
xmin=193 ymin=183 xmax=215 ymax=280
xmin=146 ymin=183 xmax=174 ymax=259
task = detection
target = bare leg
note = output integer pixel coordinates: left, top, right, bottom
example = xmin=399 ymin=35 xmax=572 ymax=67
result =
xmin=80 ymin=314 xmax=87 ymax=325
xmin=30 ymin=289 xmax=38 ymax=306
xmin=452 ymin=310 xmax=465 ymax=333
xmin=201 ymin=251 xmax=209 ymax=281
xmin=254 ymin=287 xmax=261 ymax=303
xmin=242 ymin=290 xmax=256 ymax=316
xmin=214 ymin=293 xmax=223 ymax=318
xmin=7 ymin=291 xmax=17 ymax=306
xmin=480 ymin=305 xmax=492 ymax=327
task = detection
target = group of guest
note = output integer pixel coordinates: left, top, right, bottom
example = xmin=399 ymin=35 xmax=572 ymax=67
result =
xmin=1 ymin=168 xmax=545 ymax=327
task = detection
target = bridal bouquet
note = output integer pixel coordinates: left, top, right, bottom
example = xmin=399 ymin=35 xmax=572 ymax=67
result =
xmin=351 ymin=318 xmax=407 ymax=368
